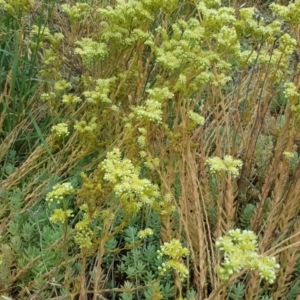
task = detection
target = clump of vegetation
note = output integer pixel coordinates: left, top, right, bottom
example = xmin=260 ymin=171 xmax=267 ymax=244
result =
xmin=1 ymin=0 xmax=300 ymax=299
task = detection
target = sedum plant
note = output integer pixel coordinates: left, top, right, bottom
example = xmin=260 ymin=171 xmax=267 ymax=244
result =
xmin=2 ymin=0 xmax=300 ymax=299
xmin=216 ymin=229 xmax=280 ymax=283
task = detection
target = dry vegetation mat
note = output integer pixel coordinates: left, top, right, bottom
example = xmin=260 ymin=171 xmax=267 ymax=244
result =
xmin=0 ymin=0 xmax=300 ymax=299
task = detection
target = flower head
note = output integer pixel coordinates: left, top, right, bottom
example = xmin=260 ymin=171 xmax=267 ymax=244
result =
xmin=138 ymin=228 xmax=153 ymax=239
xmin=46 ymin=182 xmax=74 ymax=204
xmin=216 ymin=229 xmax=279 ymax=283
xmin=51 ymin=123 xmax=69 ymax=138
xmin=157 ymin=239 xmax=189 ymax=259
xmin=206 ymin=155 xmax=243 ymax=178
xmin=50 ymin=209 xmax=73 ymax=223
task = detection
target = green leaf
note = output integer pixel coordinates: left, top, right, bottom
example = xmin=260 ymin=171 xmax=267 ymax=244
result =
xmin=4 ymin=163 xmax=14 ymax=175
xmin=228 ymin=282 xmax=246 ymax=300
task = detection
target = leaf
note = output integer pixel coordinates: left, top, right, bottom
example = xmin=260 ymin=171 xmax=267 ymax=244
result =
xmin=4 ymin=163 xmax=14 ymax=175
xmin=240 ymin=203 xmax=255 ymax=229
xmin=228 ymin=282 xmax=246 ymax=300
xmin=121 ymin=280 xmax=134 ymax=291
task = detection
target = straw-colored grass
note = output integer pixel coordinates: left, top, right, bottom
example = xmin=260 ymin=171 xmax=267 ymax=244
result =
xmin=1 ymin=0 xmax=300 ymax=299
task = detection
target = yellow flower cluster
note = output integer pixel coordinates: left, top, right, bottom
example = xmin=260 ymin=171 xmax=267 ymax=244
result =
xmin=101 ymin=148 xmax=160 ymax=209
xmin=61 ymin=3 xmax=90 ymax=23
xmin=50 ymin=209 xmax=73 ymax=224
xmin=187 ymin=110 xmax=205 ymax=126
xmin=74 ymin=226 xmax=93 ymax=249
xmin=157 ymin=239 xmax=189 ymax=280
xmin=97 ymin=0 xmax=177 ymax=45
xmin=158 ymin=259 xmax=189 ymax=280
xmin=74 ymin=217 xmax=93 ymax=249
xmin=62 ymin=94 xmax=81 ymax=106
xmin=205 ymin=155 xmax=243 ymax=178
xmin=138 ymin=228 xmax=153 ymax=239
xmin=74 ymin=117 xmax=98 ymax=133
xmin=216 ymin=229 xmax=280 ymax=283
xmin=75 ymin=38 xmax=108 ymax=66
xmin=51 ymin=123 xmax=69 ymax=138
xmin=83 ymin=77 xmax=116 ymax=104
xmin=157 ymin=239 xmax=189 ymax=259
xmin=270 ymin=0 xmax=300 ymax=25
xmin=46 ymin=182 xmax=74 ymax=204
xmin=130 ymin=100 xmax=163 ymax=124
xmin=54 ymin=80 xmax=71 ymax=92
xmin=283 ymin=151 xmax=296 ymax=159
xmin=0 ymin=0 xmax=33 ymax=14
xmin=284 ymin=82 xmax=300 ymax=113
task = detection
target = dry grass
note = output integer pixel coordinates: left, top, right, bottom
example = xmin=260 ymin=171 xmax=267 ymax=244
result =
xmin=1 ymin=0 xmax=300 ymax=299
